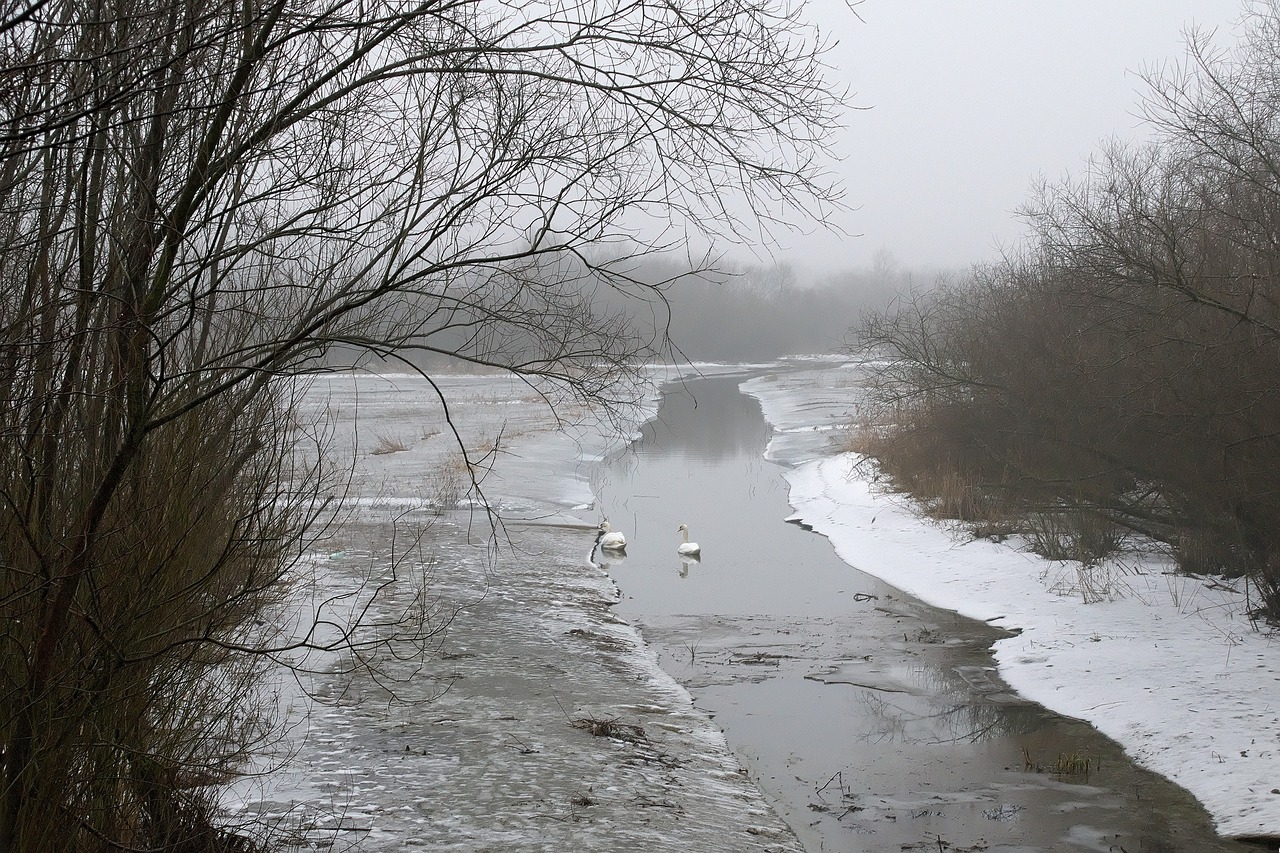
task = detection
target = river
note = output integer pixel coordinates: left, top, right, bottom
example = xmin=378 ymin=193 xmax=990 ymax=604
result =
xmin=594 ymin=369 xmax=1257 ymax=853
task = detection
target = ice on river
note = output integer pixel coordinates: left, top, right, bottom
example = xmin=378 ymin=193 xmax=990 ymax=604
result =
xmin=223 ymin=371 xmax=802 ymax=852
xmin=743 ymin=362 xmax=1280 ymax=841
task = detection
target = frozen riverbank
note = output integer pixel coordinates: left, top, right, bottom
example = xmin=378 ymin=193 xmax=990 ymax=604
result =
xmin=744 ymin=362 xmax=1280 ymax=841
xmin=225 ymin=371 xmax=803 ymax=851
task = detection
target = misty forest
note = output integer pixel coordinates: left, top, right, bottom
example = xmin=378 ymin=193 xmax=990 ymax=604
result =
xmin=856 ymin=8 xmax=1280 ymax=613
xmin=2 ymin=0 xmax=1280 ymax=851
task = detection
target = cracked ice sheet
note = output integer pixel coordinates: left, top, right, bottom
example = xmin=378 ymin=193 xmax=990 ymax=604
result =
xmin=222 ymin=370 xmax=802 ymax=852
xmin=743 ymin=363 xmax=1280 ymax=840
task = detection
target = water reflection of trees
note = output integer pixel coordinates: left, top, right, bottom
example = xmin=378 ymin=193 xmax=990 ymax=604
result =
xmin=639 ymin=376 xmax=773 ymax=462
xmin=855 ymin=665 xmax=1047 ymax=747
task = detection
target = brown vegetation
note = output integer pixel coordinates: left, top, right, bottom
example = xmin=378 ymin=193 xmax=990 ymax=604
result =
xmin=0 ymin=0 xmax=839 ymax=848
xmin=854 ymin=2 xmax=1280 ymax=619
xmin=572 ymin=715 xmax=648 ymax=745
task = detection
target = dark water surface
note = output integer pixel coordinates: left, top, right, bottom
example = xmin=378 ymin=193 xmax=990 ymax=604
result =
xmin=594 ymin=372 xmax=1257 ymax=853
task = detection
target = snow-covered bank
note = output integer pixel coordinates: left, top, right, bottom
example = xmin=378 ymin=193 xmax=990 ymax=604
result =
xmin=744 ymin=365 xmax=1280 ymax=841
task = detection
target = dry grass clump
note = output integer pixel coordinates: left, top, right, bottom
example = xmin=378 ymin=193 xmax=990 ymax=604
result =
xmin=1023 ymin=509 xmax=1124 ymax=566
xmin=1021 ymin=746 xmax=1097 ymax=782
xmin=855 ymin=409 xmax=1126 ymax=569
xmin=371 ymin=431 xmax=412 ymax=455
xmin=833 ymin=421 xmax=879 ymax=456
xmin=853 ymin=420 xmax=1005 ymax=524
xmin=425 ymin=457 xmax=471 ymax=511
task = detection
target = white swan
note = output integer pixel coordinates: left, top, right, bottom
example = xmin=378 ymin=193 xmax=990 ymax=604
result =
xmin=676 ymin=523 xmax=701 ymax=557
xmin=596 ymin=520 xmax=627 ymax=551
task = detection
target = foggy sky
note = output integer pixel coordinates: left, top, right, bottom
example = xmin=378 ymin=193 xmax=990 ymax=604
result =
xmin=749 ymin=0 xmax=1247 ymax=278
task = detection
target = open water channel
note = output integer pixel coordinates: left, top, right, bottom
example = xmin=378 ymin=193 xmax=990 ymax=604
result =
xmin=593 ymin=369 xmax=1256 ymax=853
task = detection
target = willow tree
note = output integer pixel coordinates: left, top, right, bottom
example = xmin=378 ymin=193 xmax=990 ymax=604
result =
xmin=0 ymin=0 xmax=841 ymax=848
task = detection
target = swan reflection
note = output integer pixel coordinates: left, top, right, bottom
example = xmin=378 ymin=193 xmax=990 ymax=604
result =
xmin=589 ymin=540 xmax=627 ymax=570
xmin=678 ymin=553 xmax=701 ymax=578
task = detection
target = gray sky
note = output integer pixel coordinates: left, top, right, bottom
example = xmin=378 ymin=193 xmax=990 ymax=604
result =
xmin=763 ymin=0 xmax=1247 ymax=277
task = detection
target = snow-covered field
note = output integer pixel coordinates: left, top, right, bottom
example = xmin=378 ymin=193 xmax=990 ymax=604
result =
xmin=745 ymin=363 xmax=1280 ymax=841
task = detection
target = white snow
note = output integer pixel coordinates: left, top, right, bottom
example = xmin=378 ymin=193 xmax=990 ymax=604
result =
xmin=744 ymin=365 xmax=1280 ymax=840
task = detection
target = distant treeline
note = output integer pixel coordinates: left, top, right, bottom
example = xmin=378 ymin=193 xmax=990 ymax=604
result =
xmin=636 ymin=259 xmax=907 ymax=362
xmin=854 ymin=3 xmax=1280 ymax=617
xmin=362 ymin=255 xmax=911 ymax=373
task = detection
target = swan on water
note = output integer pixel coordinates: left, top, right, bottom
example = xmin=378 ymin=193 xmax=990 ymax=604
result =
xmin=676 ymin=523 xmax=701 ymax=557
xmin=596 ymin=520 xmax=627 ymax=551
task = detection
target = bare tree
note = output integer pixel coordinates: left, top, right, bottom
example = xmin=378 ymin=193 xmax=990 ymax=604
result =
xmin=0 ymin=0 xmax=842 ymax=848
xmin=853 ymin=1 xmax=1280 ymax=611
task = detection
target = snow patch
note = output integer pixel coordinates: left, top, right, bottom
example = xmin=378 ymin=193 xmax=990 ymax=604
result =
xmin=744 ymin=365 xmax=1280 ymax=840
